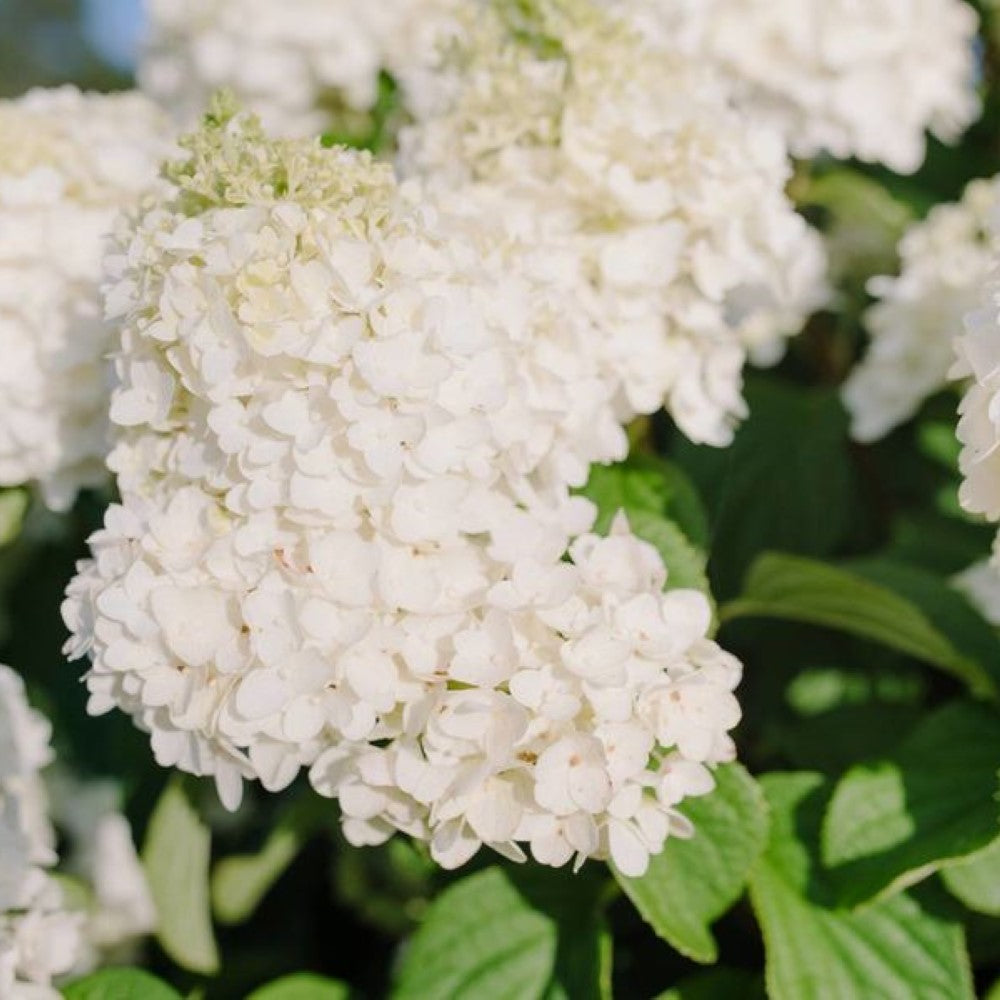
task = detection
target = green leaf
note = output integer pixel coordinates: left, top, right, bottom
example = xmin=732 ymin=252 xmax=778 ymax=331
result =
xmin=773 ymin=664 xmax=928 ymax=775
xmin=918 ymin=421 xmax=964 ymax=474
xmin=581 ymin=456 xmax=709 ymax=546
xmin=615 ymin=764 xmax=769 ymax=963
xmin=784 ymin=665 xmax=925 ymax=718
xmin=887 ymin=510 xmax=995 ymax=577
xmin=722 ymin=553 xmax=1000 ymax=699
xmin=63 ymin=968 xmax=182 ymax=1000
xmin=512 ymin=867 xmax=612 ymax=1000
xmin=749 ymin=773 xmax=974 ymax=1000
xmin=775 ymin=703 xmax=924 ymax=776
xmin=849 ymin=558 xmax=1000 ymax=695
xmin=332 ymin=834 xmax=435 ymax=936
xmin=212 ymin=795 xmax=325 ymax=925
xmin=671 ymin=378 xmax=861 ymax=598
xmin=142 ymin=777 xmax=220 ymax=974
xmin=246 ymin=974 xmax=350 ymax=1000
xmin=581 ymin=459 xmax=710 ymax=596
xmin=0 ymin=489 xmax=28 ymax=547
xmin=391 ymin=866 xmax=610 ymax=1000
xmin=627 ymin=509 xmax=710 ymax=597
xmin=941 ymin=837 xmax=1000 ymax=916
xmin=797 ymin=168 xmax=914 ymax=282
xmin=655 ymin=968 xmax=765 ymax=1000
xmin=822 ymin=701 xmax=1000 ymax=906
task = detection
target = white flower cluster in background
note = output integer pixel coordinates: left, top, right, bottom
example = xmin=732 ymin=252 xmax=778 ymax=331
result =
xmin=0 ymin=666 xmax=153 ymax=998
xmin=62 ymin=107 xmax=743 ymax=877
xmin=400 ymin=0 xmax=828 ymax=447
xmin=139 ymin=0 xmax=460 ymax=138
xmin=843 ymin=176 xmax=1000 ymax=442
xmin=46 ymin=771 xmax=157 ymax=969
xmin=955 ymin=264 xmax=1000 ymax=562
xmin=625 ymin=0 xmax=981 ymax=174
xmin=0 ymin=86 xmax=169 ymax=511
xmin=952 ymin=561 xmax=1000 ymax=626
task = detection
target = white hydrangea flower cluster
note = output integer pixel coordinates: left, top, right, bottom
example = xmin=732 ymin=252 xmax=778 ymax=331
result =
xmin=955 ymin=265 xmax=1000 ymax=549
xmin=400 ymin=0 xmax=828 ymax=446
xmin=0 ymin=666 xmax=82 ymax=1000
xmin=625 ymin=0 xmax=981 ymax=174
xmin=139 ymin=0 xmax=460 ymax=138
xmin=0 ymin=666 xmax=154 ymax=997
xmin=0 ymin=86 xmax=170 ymax=511
xmin=843 ymin=177 xmax=1000 ymax=443
xmin=63 ymin=107 xmax=743 ymax=876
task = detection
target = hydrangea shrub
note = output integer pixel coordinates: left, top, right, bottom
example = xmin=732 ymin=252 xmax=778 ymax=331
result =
xmin=2 ymin=0 xmax=1000 ymax=997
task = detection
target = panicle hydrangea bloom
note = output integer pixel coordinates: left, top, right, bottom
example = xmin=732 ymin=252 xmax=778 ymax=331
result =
xmin=139 ymin=0 xmax=461 ymax=138
xmin=0 ymin=86 xmax=170 ymax=510
xmin=63 ymin=107 xmax=743 ymax=876
xmin=0 ymin=666 xmax=152 ymax=997
xmin=399 ymin=0 xmax=828 ymax=446
xmin=844 ymin=176 xmax=1000 ymax=442
xmin=623 ymin=0 xmax=981 ymax=174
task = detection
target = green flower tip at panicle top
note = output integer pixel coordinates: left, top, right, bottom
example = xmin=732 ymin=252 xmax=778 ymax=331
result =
xmin=164 ymin=90 xmax=396 ymax=216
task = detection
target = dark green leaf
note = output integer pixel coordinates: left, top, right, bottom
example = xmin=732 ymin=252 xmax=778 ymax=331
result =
xmin=246 ymin=973 xmax=350 ymax=1000
xmin=848 ymin=558 xmax=1000 ymax=695
xmin=655 ymin=968 xmax=765 ymax=1000
xmin=749 ymin=773 xmax=974 ymax=1000
xmin=213 ymin=795 xmax=326 ymax=925
xmin=392 ymin=866 xmax=610 ymax=1000
xmin=672 ymin=379 xmax=860 ymax=598
xmin=887 ymin=510 xmax=995 ymax=577
xmin=63 ymin=968 xmax=181 ymax=1000
xmin=615 ymin=764 xmax=769 ymax=962
xmin=723 ymin=553 xmax=1000 ymax=699
xmin=822 ymin=702 xmax=1000 ymax=906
